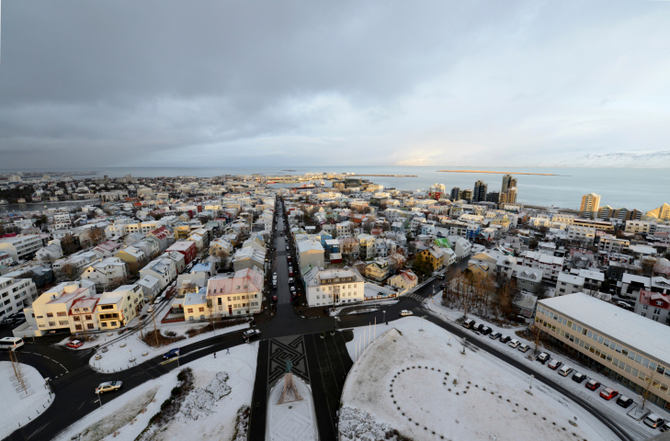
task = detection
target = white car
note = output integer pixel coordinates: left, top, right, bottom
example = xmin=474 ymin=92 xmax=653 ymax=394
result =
xmin=95 ymin=381 xmax=123 ymax=394
xmin=508 ymin=339 xmax=520 ymax=348
xmin=400 ymin=310 xmax=413 ymax=316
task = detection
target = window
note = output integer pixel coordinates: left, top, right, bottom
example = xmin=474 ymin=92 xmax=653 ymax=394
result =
xmin=87 ymin=323 xmax=94 ymax=329
xmin=47 ymin=312 xmax=54 ymax=318
xmin=187 ymin=308 xmax=193 ymax=313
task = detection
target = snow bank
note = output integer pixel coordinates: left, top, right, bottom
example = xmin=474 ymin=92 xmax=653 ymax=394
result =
xmin=341 ymin=317 xmax=618 ymax=441
xmin=0 ymin=362 xmax=54 ymax=440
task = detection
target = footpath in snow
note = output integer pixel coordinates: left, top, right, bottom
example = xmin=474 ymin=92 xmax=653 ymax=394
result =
xmin=0 ymin=361 xmax=54 ymax=440
xmin=341 ymin=316 xmax=618 ymax=441
xmin=54 ymin=342 xmax=258 ymax=441
xmin=63 ymin=320 xmax=250 ymax=373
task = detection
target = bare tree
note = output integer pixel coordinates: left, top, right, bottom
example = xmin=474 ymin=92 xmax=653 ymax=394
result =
xmin=60 ymin=263 xmax=79 ymax=281
xmin=88 ymin=227 xmax=106 ymax=246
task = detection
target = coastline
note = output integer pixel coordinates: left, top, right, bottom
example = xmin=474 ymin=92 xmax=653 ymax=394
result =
xmin=438 ymin=170 xmax=561 ymax=176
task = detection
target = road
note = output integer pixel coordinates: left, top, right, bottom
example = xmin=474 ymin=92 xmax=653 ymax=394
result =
xmin=1 ymin=197 xmax=641 ymax=441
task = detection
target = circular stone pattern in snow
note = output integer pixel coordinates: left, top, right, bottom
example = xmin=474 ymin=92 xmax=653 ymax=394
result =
xmin=341 ymin=318 xmax=618 ymax=441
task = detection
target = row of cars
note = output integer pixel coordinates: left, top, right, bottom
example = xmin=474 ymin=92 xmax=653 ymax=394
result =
xmin=463 ymin=317 xmax=669 ymax=432
xmin=534 ymin=351 xmax=669 ymax=430
xmin=462 ymin=319 xmax=532 ymax=353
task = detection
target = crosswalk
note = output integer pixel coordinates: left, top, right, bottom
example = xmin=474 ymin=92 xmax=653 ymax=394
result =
xmin=404 ymin=293 xmax=425 ymax=302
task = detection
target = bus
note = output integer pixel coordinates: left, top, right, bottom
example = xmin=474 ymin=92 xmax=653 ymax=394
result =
xmin=0 ymin=337 xmax=25 ymax=350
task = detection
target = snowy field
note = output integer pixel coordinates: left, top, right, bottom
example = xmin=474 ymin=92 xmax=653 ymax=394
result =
xmin=67 ymin=320 xmax=250 ymax=373
xmin=266 ymin=375 xmax=318 ymax=441
xmin=426 ymin=292 xmax=668 ymax=440
xmin=0 ymin=362 xmax=54 ymax=440
xmin=341 ymin=317 xmax=619 ymax=441
xmin=54 ymin=342 xmax=258 ymax=441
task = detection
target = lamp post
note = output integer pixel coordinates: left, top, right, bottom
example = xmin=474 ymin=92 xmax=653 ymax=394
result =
xmin=96 ymin=390 xmax=103 ymax=408
xmin=383 ymin=310 xmax=386 ymax=325
xmin=528 ymin=374 xmax=534 ymax=394
xmin=421 ymin=315 xmax=427 ymax=331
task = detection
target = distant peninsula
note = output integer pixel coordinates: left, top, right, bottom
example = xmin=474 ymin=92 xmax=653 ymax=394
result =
xmin=438 ymin=170 xmax=559 ymax=176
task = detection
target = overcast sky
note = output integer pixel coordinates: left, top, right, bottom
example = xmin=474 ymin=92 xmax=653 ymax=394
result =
xmin=1 ymin=1 xmax=669 ymax=170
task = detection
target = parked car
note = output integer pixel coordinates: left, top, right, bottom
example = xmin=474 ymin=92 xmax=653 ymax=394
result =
xmin=536 ymin=352 xmax=550 ymax=364
xmin=95 ymin=381 xmax=122 ymax=394
xmin=547 ymin=359 xmax=562 ymax=370
xmin=616 ymin=395 xmax=633 ymax=408
xmin=272 ymin=295 xmax=278 ymax=302
xmin=659 ymin=422 xmax=670 ymax=433
xmin=489 ymin=332 xmax=501 ymax=340
xmin=599 ymin=387 xmax=619 ymax=400
xmin=585 ymin=379 xmax=601 ymax=391
xmin=518 ymin=344 xmax=530 ymax=353
xmin=644 ymin=413 xmax=665 ymax=429
xmin=572 ymin=372 xmax=587 ymax=383
xmin=462 ymin=319 xmax=475 ymax=329
xmin=508 ymin=339 xmax=520 ymax=348
xmin=480 ymin=326 xmax=492 ymax=335
xmin=290 ymin=285 xmax=296 ymax=293
xmin=243 ymin=329 xmax=261 ymax=343
xmin=288 ymin=277 xmax=294 ymax=284
xmin=287 ymin=256 xmax=292 ymax=262
xmin=473 ymin=323 xmax=484 ymax=332
xmin=66 ymin=340 xmax=84 ymax=349
xmin=558 ymin=365 xmax=573 ymax=377
xmin=163 ymin=348 xmax=180 ymax=360
xmin=437 ymin=273 xmax=445 ymax=280
xmin=499 ymin=335 xmax=511 ymax=344
xmin=400 ymin=310 xmax=413 ymax=316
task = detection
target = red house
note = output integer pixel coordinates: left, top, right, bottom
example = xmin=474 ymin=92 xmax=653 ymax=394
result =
xmin=166 ymin=240 xmax=196 ymax=265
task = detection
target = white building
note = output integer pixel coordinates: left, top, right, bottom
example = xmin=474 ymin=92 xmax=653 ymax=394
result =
xmin=0 ymin=277 xmax=38 ymax=321
xmin=0 ymin=234 xmax=46 ymax=261
xmin=519 ymin=251 xmax=564 ymax=282
xmin=567 ymin=225 xmax=596 ymax=244
xmin=139 ymin=257 xmax=177 ymax=290
xmin=81 ymin=257 xmax=128 ymax=292
xmin=297 ymin=239 xmax=325 ymax=272
xmin=304 ymin=267 xmax=365 ymax=307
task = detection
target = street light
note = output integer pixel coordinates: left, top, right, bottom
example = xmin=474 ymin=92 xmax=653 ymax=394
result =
xmin=96 ymin=390 xmax=103 ymax=408
xmin=383 ymin=310 xmax=386 ymax=325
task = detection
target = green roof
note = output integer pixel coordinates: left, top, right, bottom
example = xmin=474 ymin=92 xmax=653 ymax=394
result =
xmin=434 ymin=237 xmax=452 ymax=249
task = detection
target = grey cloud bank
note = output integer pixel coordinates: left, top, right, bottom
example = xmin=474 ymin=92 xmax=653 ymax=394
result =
xmin=1 ymin=1 xmax=669 ymax=169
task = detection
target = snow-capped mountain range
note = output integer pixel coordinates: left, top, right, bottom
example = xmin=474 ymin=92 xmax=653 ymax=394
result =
xmin=544 ymin=150 xmax=670 ymax=168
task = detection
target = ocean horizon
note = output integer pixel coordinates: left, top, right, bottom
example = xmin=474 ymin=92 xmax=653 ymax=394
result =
xmin=2 ymin=165 xmax=669 ymax=213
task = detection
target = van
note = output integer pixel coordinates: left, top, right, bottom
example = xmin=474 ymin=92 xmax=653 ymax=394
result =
xmin=558 ymin=365 xmax=573 ymax=377
xmin=147 ymin=305 xmax=154 ymax=313
xmin=644 ymin=413 xmax=665 ymax=429
xmin=462 ymin=319 xmax=475 ymax=329
xmin=0 ymin=337 xmax=25 ymax=350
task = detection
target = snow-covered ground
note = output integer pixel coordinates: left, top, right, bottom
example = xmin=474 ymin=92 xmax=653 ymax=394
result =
xmin=0 ymin=362 xmax=54 ymax=440
xmin=81 ymin=321 xmax=250 ymax=373
xmin=426 ymin=292 xmax=669 ymax=440
xmin=54 ymin=342 xmax=258 ymax=441
xmin=266 ymin=375 xmax=318 ymax=441
xmin=342 ymin=316 xmax=619 ymax=441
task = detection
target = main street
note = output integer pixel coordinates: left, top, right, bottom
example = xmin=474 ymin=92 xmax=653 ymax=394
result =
xmin=2 ymin=199 xmax=639 ymax=441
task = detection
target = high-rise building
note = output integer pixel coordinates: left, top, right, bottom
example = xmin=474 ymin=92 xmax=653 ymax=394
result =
xmin=473 ymin=180 xmax=487 ymax=203
xmin=501 ymin=174 xmax=517 ymax=193
xmin=500 ymin=187 xmax=517 ymax=204
xmin=450 ymin=187 xmax=461 ymax=201
xmin=461 ymin=189 xmax=473 ymax=202
xmin=486 ymin=192 xmax=500 ymax=204
xmin=580 ymin=193 xmax=601 ymax=219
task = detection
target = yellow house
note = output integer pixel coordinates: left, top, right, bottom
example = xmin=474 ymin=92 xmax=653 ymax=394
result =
xmin=418 ymin=247 xmax=445 ymax=272
xmin=96 ymin=284 xmax=144 ymax=329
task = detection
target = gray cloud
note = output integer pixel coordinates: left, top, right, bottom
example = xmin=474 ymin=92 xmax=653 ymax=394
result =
xmin=1 ymin=0 xmax=669 ymax=169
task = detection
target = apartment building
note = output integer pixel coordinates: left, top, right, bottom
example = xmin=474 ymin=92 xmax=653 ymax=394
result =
xmin=200 ymin=267 xmax=264 ymax=318
xmin=625 ymin=220 xmax=655 ymax=235
xmin=537 ymin=293 xmax=670 ymax=411
xmin=598 ymin=235 xmax=630 ymax=254
xmin=304 ymin=267 xmax=365 ymax=307
xmin=139 ymin=257 xmax=177 ymax=290
xmin=96 ymin=284 xmax=144 ymax=329
xmin=567 ymin=225 xmax=596 ymax=244
xmin=519 ymin=251 xmax=564 ymax=281
xmin=0 ymin=234 xmax=46 ymax=261
xmin=24 ymin=280 xmax=96 ymax=336
xmin=634 ymin=290 xmax=670 ymax=324
xmin=297 ymin=239 xmax=325 ymax=271
xmin=0 ymin=277 xmax=38 ymax=321
xmin=80 ymin=257 xmax=128 ymax=292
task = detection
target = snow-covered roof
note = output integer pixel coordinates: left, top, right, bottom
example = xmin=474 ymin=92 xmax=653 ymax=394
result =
xmin=557 ymin=272 xmax=584 ymax=286
xmin=539 ymin=293 xmax=670 ymax=365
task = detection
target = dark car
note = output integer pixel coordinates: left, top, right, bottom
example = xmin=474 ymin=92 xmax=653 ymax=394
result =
xmin=585 ymin=379 xmax=601 ymax=391
xmin=272 ymin=295 xmax=278 ymax=302
xmin=489 ymin=332 xmax=502 ymax=340
xmin=572 ymin=372 xmax=587 ymax=383
xmin=163 ymin=348 xmax=180 ymax=360
xmin=499 ymin=335 xmax=511 ymax=343
xmin=616 ymin=395 xmax=634 ymax=408
xmin=473 ymin=323 xmax=484 ymax=332
xmin=536 ymin=352 xmax=550 ymax=364
xmin=437 ymin=274 xmax=445 ymax=280
xmin=480 ymin=326 xmax=492 ymax=335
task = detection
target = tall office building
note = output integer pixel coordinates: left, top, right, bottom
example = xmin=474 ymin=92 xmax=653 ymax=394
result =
xmin=486 ymin=192 xmax=500 ymax=204
xmin=450 ymin=187 xmax=461 ymax=201
xmin=580 ymin=193 xmax=601 ymax=219
xmin=461 ymin=189 xmax=473 ymax=202
xmin=473 ymin=180 xmax=487 ymax=203
xmin=501 ymin=174 xmax=517 ymax=193
xmin=500 ymin=187 xmax=517 ymax=204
